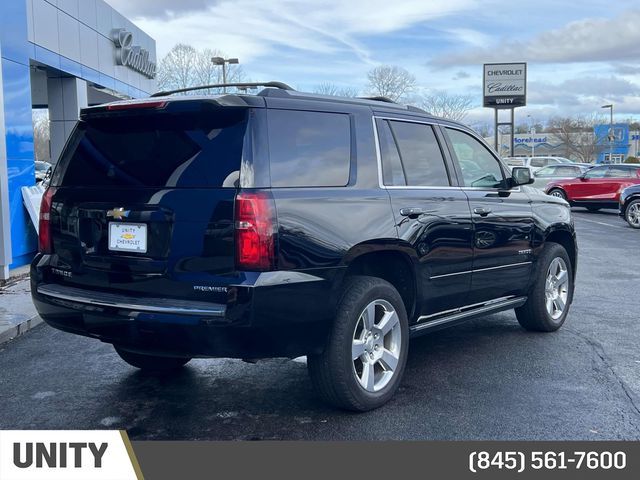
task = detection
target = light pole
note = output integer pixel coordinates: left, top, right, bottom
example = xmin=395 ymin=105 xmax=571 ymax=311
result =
xmin=601 ymin=104 xmax=614 ymax=163
xmin=527 ymin=114 xmax=536 ymax=157
xmin=211 ymin=57 xmax=239 ymax=93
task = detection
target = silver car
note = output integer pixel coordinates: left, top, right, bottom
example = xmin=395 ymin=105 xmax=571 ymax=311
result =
xmin=505 ymin=156 xmax=574 ymax=173
xmin=531 ymin=164 xmax=592 ymax=190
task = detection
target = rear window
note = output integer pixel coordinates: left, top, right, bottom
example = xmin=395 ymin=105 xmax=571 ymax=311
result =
xmin=53 ymin=109 xmax=248 ymax=188
xmin=267 ymin=110 xmax=351 ymax=187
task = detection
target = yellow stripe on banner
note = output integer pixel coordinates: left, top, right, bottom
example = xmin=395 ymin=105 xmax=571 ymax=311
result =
xmin=120 ymin=430 xmax=145 ymax=480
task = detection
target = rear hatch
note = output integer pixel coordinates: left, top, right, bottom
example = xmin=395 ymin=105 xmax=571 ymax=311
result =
xmin=46 ymin=100 xmax=251 ymax=300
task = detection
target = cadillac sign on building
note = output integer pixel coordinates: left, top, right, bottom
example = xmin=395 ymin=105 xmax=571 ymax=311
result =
xmin=483 ymin=63 xmax=527 ymax=108
xmin=112 ymin=28 xmax=157 ymax=79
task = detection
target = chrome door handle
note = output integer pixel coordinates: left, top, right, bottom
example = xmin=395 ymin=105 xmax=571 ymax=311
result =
xmin=473 ymin=207 xmax=492 ymax=216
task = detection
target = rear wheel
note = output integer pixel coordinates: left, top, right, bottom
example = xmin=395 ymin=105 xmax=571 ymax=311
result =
xmin=308 ymin=276 xmax=409 ymax=411
xmin=516 ymin=243 xmax=573 ymax=332
xmin=625 ymin=199 xmax=640 ymax=229
xmin=548 ymin=189 xmax=567 ymax=201
xmin=114 ymin=346 xmax=191 ymax=372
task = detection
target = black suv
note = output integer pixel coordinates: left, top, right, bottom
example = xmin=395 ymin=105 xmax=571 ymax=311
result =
xmin=31 ymin=82 xmax=577 ymax=411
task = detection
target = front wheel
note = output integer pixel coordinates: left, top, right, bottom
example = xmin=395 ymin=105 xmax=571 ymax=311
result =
xmin=114 ymin=346 xmax=191 ymax=372
xmin=308 ymin=276 xmax=409 ymax=411
xmin=625 ymin=199 xmax=640 ymax=229
xmin=516 ymin=243 xmax=573 ymax=332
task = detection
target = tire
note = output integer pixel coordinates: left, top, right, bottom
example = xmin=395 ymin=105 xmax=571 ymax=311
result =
xmin=516 ymin=243 xmax=573 ymax=332
xmin=624 ymin=199 xmax=640 ymax=229
xmin=547 ymin=189 xmax=567 ymax=201
xmin=586 ymin=207 xmax=600 ymax=212
xmin=307 ymin=276 xmax=409 ymax=411
xmin=114 ymin=345 xmax=191 ymax=372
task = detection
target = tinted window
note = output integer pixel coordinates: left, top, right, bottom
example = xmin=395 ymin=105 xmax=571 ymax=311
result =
xmin=56 ymin=110 xmax=248 ymax=188
xmin=385 ymin=121 xmax=449 ymax=187
xmin=536 ymin=166 xmax=556 ymax=176
xmin=556 ymin=166 xmax=580 ymax=176
xmin=268 ymin=110 xmax=350 ymax=187
xmin=377 ymin=120 xmax=406 ymax=186
xmin=530 ymin=158 xmax=547 ymax=168
xmin=607 ymin=167 xmax=634 ymax=178
xmin=584 ymin=166 xmax=609 ymax=179
xmin=445 ymin=128 xmax=505 ymax=188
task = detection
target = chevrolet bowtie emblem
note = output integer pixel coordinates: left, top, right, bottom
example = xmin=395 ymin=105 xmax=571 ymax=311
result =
xmin=106 ymin=208 xmax=130 ymax=220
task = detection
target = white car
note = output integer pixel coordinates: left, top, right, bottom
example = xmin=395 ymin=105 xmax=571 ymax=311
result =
xmin=530 ymin=164 xmax=592 ymax=190
xmin=504 ymin=156 xmax=574 ymax=173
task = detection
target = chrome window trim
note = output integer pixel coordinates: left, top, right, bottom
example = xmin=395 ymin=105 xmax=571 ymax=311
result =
xmin=371 ymin=115 xmax=457 ymax=190
xmin=429 ymin=261 xmax=532 ymax=280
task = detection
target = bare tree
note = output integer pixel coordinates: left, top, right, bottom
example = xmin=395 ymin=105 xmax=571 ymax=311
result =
xmin=157 ymin=44 xmax=245 ymax=94
xmin=366 ymin=65 xmax=415 ymax=102
xmin=32 ymin=109 xmax=50 ymax=162
xmin=419 ymin=91 xmax=474 ymax=122
xmin=312 ymin=82 xmax=359 ymax=97
xmin=547 ymin=115 xmax=605 ymax=163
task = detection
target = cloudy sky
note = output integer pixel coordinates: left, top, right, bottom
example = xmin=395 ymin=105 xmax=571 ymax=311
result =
xmin=105 ymin=0 xmax=640 ymax=125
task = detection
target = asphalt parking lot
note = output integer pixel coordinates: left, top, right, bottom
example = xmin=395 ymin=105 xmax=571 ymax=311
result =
xmin=1 ymin=209 xmax=639 ymax=440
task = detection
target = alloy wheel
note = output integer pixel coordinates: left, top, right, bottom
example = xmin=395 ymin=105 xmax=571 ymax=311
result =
xmin=351 ymin=299 xmax=402 ymax=392
xmin=545 ymin=257 xmax=569 ymax=320
xmin=626 ymin=202 xmax=640 ymax=228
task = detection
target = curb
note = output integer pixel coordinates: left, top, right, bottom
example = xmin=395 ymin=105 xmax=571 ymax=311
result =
xmin=0 ymin=314 xmax=43 ymax=346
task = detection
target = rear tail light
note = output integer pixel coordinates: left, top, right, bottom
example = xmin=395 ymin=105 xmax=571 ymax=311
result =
xmin=235 ymin=191 xmax=276 ymax=270
xmin=38 ymin=187 xmax=57 ymax=254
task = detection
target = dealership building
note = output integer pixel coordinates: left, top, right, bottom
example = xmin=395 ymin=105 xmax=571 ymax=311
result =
xmin=0 ymin=0 xmax=156 ymax=279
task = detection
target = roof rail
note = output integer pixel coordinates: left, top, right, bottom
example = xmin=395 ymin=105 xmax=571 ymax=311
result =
xmin=150 ymin=81 xmax=294 ymax=98
xmin=358 ymin=96 xmax=397 ymax=104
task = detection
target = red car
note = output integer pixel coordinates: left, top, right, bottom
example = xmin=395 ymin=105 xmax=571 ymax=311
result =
xmin=545 ymin=164 xmax=640 ymax=211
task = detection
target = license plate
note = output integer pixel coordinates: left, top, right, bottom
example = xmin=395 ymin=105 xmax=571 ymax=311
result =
xmin=108 ymin=222 xmax=147 ymax=253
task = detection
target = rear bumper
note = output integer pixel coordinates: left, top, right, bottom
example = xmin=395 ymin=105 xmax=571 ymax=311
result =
xmin=31 ymin=260 xmax=339 ymax=359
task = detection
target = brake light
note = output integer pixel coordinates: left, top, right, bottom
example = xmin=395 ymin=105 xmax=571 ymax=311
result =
xmin=38 ymin=187 xmax=57 ymax=254
xmin=235 ymin=191 xmax=276 ymax=270
xmin=106 ymin=100 xmax=167 ymax=111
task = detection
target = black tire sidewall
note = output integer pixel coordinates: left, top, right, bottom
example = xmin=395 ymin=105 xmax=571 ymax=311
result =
xmin=534 ymin=244 xmax=573 ymax=329
xmin=331 ymin=277 xmax=409 ymax=410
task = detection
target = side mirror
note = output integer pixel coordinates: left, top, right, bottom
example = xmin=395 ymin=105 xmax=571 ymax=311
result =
xmin=511 ymin=167 xmax=533 ymax=186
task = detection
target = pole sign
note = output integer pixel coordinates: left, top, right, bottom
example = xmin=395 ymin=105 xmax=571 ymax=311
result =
xmin=483 ymin=63 xmax=526 ymax=108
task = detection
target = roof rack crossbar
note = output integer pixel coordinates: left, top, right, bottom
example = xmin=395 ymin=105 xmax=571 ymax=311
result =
xmin=151 ymin=81 xmax=294 ymax=97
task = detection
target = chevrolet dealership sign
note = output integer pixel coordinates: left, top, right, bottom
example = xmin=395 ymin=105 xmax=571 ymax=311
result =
xmin=483 ymin=63 xmax=527 ymax=108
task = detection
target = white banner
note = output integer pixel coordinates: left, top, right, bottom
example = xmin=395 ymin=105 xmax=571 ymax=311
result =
xmin=0 ymin=431 xmax=141 ymax=480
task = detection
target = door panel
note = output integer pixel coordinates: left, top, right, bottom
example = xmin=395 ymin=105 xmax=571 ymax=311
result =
xmin=388 ymin=190 xmax=474 ymax=315
xmin=375 ymin=118 xmax=473 ymax=317
xmin=442 ymin=126 xmax=534 ymax=304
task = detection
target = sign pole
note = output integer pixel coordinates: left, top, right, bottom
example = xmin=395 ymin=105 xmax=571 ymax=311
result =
xmin=483 ymin=62 xmax=527 ymax=157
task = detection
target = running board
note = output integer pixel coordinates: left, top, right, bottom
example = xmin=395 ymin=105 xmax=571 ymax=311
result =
xmin=409 ymin=296 xmax=527 ymax=337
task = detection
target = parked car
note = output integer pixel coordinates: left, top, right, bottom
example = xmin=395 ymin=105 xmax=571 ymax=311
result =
xmin=31 ymin=83 xmax=577 ymax=411
xmin=619 ymin=184 xmax=640 ymax=228
xmin=546 ymin=164 xmax=640 ymax=211
xmin=531 ymin=164 xmax=591 ymax=190
xmin=35 ymin=160 xmax=52 ymax=184
xmin=505 ymin=156 xmax=574 ymax=173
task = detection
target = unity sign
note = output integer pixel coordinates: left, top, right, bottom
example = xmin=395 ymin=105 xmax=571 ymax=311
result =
xmin=483 ymin=63 xmax=527 ymax=108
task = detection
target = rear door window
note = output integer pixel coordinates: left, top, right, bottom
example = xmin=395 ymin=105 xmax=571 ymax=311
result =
xmin=55 ymin=110 xmax=248 ymax=188
xmin=377 ymin=119 xmax=451 ymax=187
xmin=267 ymin=110 xmax=351 ymax=187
